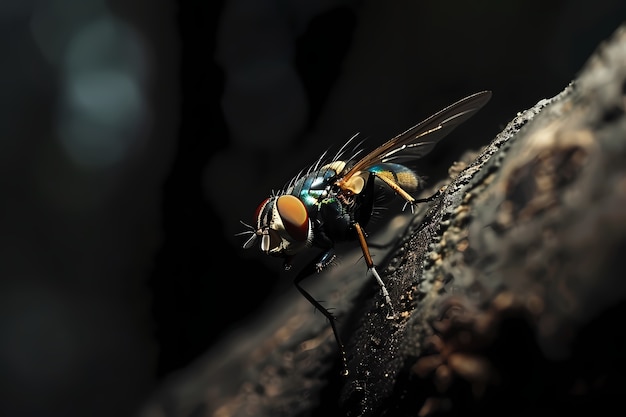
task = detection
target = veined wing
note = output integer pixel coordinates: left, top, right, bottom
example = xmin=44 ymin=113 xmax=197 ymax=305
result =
xmin=337 ymin=91 xmax=491 ymax=188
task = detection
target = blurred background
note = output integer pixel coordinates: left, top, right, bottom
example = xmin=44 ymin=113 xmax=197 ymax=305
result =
xmin=0 ymin=0 xmax=624 ymax=416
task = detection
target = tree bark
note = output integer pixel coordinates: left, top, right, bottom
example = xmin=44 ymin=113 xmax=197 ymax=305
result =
xmin=139 ymin=23 xmax=626 ymax=417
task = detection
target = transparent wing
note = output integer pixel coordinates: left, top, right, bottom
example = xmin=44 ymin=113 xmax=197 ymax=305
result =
xmin=337 ymin=91 xmax=491 ymax=186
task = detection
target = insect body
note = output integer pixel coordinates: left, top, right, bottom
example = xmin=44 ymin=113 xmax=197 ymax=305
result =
xmin=239 ymin=91 xmax=491 ymax=369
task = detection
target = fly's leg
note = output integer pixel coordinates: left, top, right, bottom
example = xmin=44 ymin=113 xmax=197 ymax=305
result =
xmin=284 ymin=249 xmax=336 ymax=272
xmin=315 ymin=248 xmax=336 ymax=272
xmin=412 ymin=187 xmax=444 ymax=204
xmin=372 ymin=173 xmax=415 ymax=208
xmin=293 ymin=253 xmax=348 ymax=375
xmin=373 ymin=173 xmax=444 ymax=212
xmin=353 ymin=222 xmax=396 ymax=319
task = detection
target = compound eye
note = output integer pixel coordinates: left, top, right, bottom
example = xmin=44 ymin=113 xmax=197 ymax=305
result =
xmin=276 ymin=195 xmax=309 ymax=242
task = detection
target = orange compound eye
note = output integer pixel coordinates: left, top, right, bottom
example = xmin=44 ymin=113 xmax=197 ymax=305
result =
xmin=276 ymin=195 xmax=309 ymax=242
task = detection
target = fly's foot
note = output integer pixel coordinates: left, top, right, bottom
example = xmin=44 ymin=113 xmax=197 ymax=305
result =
xmin=414 ymin=188 xmax=445 ymax=206
xmin=315 ymin=251 xmax=337 ymax=273
xmin=386 ymin=309 xmax=398 ymax=320
xmin=384 ymin=299 xmax=398 ymax=320
xmin=369 ymin=266 xmax=397 ymax=318
xmin=403 ymin=187 xmax=445 ymax=212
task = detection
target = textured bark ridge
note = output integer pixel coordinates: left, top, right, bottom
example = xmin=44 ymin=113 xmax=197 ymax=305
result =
xmin=139 ymin=24 xmax=626 ymax=417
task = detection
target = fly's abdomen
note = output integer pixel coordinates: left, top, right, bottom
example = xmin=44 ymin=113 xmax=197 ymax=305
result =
xmin=369 ymin=163 xmax=421 ymax=191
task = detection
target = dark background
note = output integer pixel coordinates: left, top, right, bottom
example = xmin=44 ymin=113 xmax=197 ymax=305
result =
xmin=0 ymin=1 xmax=624 ymax=416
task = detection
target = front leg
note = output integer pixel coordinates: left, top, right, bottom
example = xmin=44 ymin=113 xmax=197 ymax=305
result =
xmin=293 ymin=250 xmax=347 ymax=374
xmin=282 ymin=248 xmax=336 ymax=272
xmin=315 ymin=248 xmax=337 ymax=272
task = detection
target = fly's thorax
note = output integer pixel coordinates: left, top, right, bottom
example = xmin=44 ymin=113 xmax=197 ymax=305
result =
xmin=252 ymin=195 xmax=313 ymax=257
xmin=289 ymin=161 xmax=346 ymax=208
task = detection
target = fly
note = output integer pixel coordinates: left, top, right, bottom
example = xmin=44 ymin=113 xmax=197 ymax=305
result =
xmin=239 ymin=91 xmax=491 ymax=372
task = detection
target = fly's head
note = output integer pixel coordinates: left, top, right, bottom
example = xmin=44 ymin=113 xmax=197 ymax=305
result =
xmin=240 ymin=194 xmax=313 ymax=270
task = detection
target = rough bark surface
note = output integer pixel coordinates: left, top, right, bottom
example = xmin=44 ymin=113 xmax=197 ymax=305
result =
xmin=139 ymin=24 xmax=626 ymax=417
